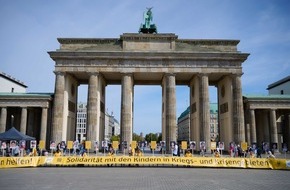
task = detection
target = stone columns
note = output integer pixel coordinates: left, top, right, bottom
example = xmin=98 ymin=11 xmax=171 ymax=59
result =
xmin=163 ymin=74 xmax=176 ymax=152
xmin=287 ymin=114 xmax=290 ymax=150
xmin=250 ymin=109 xmax=257 ymax=144
xmin=246 ymin=123 xmax=251 ymax=145
xmin=86 ymin=73 xmax=100 ymax=143
xmin=232 ymin=74 xmax=245 ymax=143
xmin=40 ymin=107 xmax=48 ymax=142
xmin=120 ymin=73 xmax=134 ymax=149
xmin=199 ymin=74 xmax=210 ymax=152
xmin=0 ymin=107 xmax=7 ymax=132
xmin=189 ymin=76 xmax=200 ymax=145
xmin=263 ymin=110 xmax=270 ymax=142
xmin=52 ymin=71 xmax=65 ymax=143
xmin=20 ymin=107 xmax=27 ymax=134
xmin=270 ymin=109 xmax=278 ymax=150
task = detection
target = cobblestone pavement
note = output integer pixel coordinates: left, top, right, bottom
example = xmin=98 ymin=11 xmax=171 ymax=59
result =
xmin=0 ymin=167 xmax=290 ymax=190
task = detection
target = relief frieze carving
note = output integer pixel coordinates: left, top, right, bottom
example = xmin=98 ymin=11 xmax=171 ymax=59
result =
xmin=57 ymin=59 xmax=237 ymax=69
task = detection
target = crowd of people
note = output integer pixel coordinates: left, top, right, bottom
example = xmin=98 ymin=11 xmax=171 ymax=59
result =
xmin=0 ymin=140 xmax=45 ymax=157
xmin=0 ymin=139 xmax=284 ymax=159
xmin=228 ymin=143 xmax=277 ymax=159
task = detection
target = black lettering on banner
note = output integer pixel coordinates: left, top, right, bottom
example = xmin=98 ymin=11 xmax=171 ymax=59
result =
xmin=67 ymin=157 xmax=103 ymax=163
xmin=118 ymin=157 xmax=132 ymax=163
xmin=163 ymin=157 xmax=170 ymax=162
xmin=5 ymin=158 xmax=33 ymax=166
xmin=6 ymin=159 xmax=17 ymax=165
xmin=171 ymin=157 xmax=195 ymax=165
xmin=133 ymin=157 xmax=162 ymax=163
xmin=199 ymin=159 xmax=213 ymax=165
xmin=245 ymin=159 xmax=269 ymax=167
xmin=104 ymin=157 xmax=116 ymax=163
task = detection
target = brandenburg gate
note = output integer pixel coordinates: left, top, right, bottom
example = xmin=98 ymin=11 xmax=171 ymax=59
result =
xmin=48 ymin=33 xmax=249 ymax=152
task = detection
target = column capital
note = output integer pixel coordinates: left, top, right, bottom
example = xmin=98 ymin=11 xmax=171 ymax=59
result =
xmin=162 ymin=73 xmax=176 ymax=83
xmin=121 ymin=72 xmax=133 ymax=76
xmin=197 ymin=73 xmax=208 ymax=77
xmin=87 ymin=71 xmax=99 ymax=77
xmin=121 ymin=73 xmax=134 ymax=83
xmin=163 ymin=73 xmax=176 ymax=77
xmin=230 ymin=73 xmax=244 ymax=78
xmin=53 ymin=71 xmax=66 ymax=76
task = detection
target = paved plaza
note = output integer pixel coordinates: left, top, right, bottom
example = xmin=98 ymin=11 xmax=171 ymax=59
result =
xmin=0 ymin=167 xmax=290 ymax=190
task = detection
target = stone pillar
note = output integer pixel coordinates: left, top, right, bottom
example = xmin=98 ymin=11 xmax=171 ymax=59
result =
xmin=232 ymin=74 xmax=245 ymax=143
xmin=40 ymin=107 xmax=48 ymax=142
xmin=287 ymin=114 xmax=290 ymax=150
xmin=164 ymin=74 xmax=176 ymax=152
xmin=20 ymin=107 xmax=27 ymax=134
xmin=51 ymin=71 xmax=65 ymax=143
xmin=263 ymin=110 xmax=270 ymax=142
xmin=199 ymin=74 xmax=210 ymax=152
xmin=86 ymin=73 xmax=99 ymax=142
xmin=162 ymin=102 xmax=166 ymax=142
xmin=98 ymin=78 xmax=106 ymax=148
xmin=270 ymin=109 xmax=279 ymax=152
xmin=0 ymin=107 xmax=7 ymax=133
xmin=246 ymin=123 xmax=251 ymax=145
xmin=189 ymin=77 xmax=200 ymax=145
xmin=120 ymin=73 xmax=133 ymax=150
xmin=250 ymin=109 xmax=257 ymax=144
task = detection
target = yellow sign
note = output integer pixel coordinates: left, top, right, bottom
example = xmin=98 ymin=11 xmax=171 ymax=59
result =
xmin=67 ymin=141 xmax=73 ymax=149
xmin=39 ymin=140 xmax=45 ymax=149
xmin=181 ymin=141 xmax=187 ymax=150
xmin=112 ymin=141 xmax=119 ymax=149
xmin=211 ymin=142 xmax=217 ymax=150
xmin=151 ymin=141 xmax=156 ymax=149
xmin=0 ymin=157 xmax=289 ymax=170
xmin=85 ymin=141 xmax=91 ymax=149
xmin=241 ymin=142 xmax=247 ymax=151
xmin=131 ymin=141 xmax=137 ymax=149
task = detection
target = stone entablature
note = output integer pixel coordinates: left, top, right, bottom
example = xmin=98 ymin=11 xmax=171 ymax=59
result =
xmin=0 ymin=93 xmax=53 ymax=108
xmin=49 ymin=33 xmax=248 ymax=86
xmin=243 ymin=95 xmax=290 ymax=110
xmin=57 ymin=38 xmax=122 ymax=52
xmin=50 ymin=51 xmax=246 ymax=61
xmin=56 ymin=33 xmax=242 ymax=53
xmin=121 ymin=33 xmax=177 ymax=51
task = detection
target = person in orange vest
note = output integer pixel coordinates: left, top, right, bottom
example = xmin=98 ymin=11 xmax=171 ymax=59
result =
xmin=54 ymin=149 xmax=62 ymax=157
xmin=135 ymin=147 xmax=143 ymax=157
xmin=184 ymin=149 xmax=192 ymax=157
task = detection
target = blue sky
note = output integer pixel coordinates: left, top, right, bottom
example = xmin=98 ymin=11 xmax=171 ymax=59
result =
xmin=1 ymin=0 xmax=290 ymax=135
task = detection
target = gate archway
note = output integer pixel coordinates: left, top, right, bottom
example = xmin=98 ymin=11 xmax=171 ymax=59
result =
xmin=48 ymin=33 xmax=249 ymax=152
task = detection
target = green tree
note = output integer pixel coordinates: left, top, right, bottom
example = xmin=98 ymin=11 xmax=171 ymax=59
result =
xmin=133 ymin=133 xmax=143 ymax=142
xmin=157 ymin=134 xmax=162 ymax=142
xmin=145 ymin=133 xmax=158 ymax=142
xmin=110 ymin=135 xmax=120 ymax=142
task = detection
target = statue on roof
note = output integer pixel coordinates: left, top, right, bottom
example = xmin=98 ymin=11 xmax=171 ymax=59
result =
xmin=139 ymin=7 xmax=157 ymax=34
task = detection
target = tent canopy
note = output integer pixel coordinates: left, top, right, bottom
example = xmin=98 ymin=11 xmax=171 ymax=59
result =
xmin=0 ymin=127 xmax=35 ymax=141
